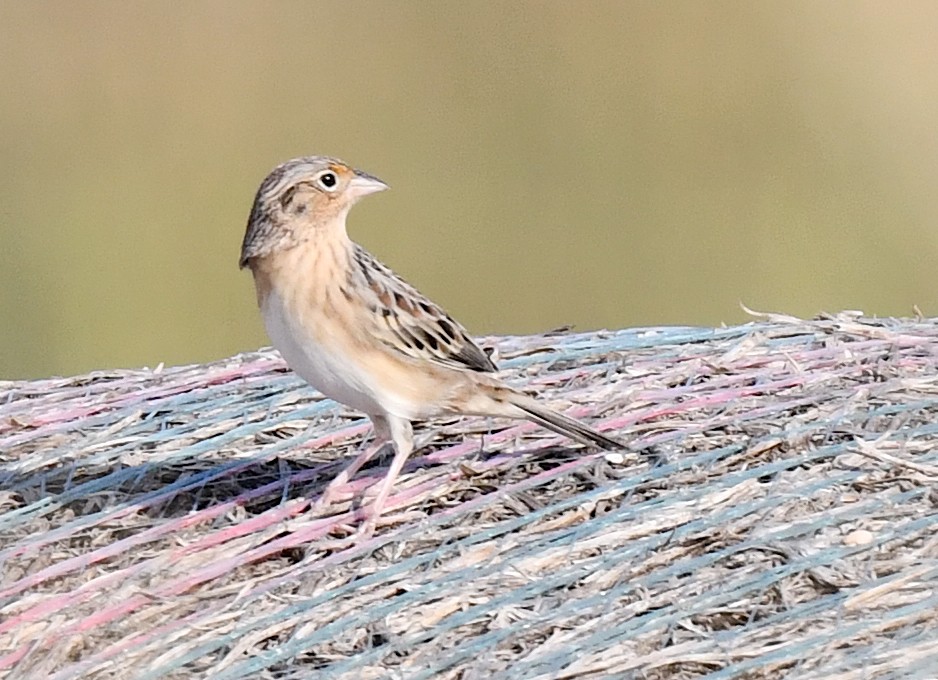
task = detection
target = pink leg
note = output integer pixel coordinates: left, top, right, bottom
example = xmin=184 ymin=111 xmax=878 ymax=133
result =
xmin=315 ymin=415 xmax=391 ymax=510
xmin=359 ymin=416 xmax=414 ymax=534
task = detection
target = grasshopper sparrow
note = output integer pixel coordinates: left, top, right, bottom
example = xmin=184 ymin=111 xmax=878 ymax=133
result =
xmin=240 ymin=156 xmax=621 ymax=524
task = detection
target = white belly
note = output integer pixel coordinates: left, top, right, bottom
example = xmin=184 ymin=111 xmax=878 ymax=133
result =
xmin=261 ymin=289 xmax=384 ymax=416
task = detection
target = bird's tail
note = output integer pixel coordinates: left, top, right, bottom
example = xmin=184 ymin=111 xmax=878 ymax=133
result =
xmin=505 ymin=391 xmax=623 ymax=451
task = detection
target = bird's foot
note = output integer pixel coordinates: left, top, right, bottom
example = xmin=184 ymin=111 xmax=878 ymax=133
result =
xmin=313 ymin=438 xmax=390 ymax=513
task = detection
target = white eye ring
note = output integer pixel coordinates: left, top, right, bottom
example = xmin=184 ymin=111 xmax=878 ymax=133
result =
xmin=317 ymin=171 xmax=339 ymax=192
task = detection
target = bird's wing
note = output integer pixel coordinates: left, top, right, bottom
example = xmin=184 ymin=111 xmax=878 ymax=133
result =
xmin=352 ymin=245 xmax=497 ymax=373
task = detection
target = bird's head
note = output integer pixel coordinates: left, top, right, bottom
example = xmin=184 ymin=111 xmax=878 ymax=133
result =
xmin=239 ymin=156 xmax=388 ymax=269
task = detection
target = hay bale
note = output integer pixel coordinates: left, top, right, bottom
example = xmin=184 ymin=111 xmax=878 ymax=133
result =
xmin=1 ymin=312 xmax=937 ymax=679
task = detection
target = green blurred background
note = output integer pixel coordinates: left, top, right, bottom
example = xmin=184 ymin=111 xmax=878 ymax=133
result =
xmin=2 ymin=2 xmax=937 ymax=380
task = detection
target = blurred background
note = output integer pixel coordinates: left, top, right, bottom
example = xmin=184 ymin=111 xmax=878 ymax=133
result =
xmin=2 ymin=2 xmax=938 ymax=379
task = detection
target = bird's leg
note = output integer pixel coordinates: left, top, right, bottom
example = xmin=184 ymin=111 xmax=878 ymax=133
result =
xmin=358 ymin=416 xmax=414 ymax=536
xmin=315 ymin=415 xmax=391 ymax=510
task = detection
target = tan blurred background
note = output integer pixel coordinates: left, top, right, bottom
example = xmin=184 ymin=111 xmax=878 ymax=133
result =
xmin=2 ymin=2 xmax=937 ymax=380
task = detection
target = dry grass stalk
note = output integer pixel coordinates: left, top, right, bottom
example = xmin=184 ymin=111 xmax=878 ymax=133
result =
xmin=1 ymin=312 xmax=938 ymax=678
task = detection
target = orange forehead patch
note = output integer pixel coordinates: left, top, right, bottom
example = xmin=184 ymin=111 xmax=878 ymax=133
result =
xmin=328 ymin=163 xmax=350 ymax=176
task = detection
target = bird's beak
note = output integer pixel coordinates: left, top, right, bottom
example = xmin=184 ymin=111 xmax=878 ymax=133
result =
xmin=348 ymin=169 xmax=389 ymax=199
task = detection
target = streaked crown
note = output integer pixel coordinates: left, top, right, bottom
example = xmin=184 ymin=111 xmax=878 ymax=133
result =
xmin=239 ymin=156 xmax=387 ymax=268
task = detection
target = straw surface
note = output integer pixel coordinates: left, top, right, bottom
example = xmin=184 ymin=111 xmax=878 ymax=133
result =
xmin=2 ymin=312 xmax=937 ymax=679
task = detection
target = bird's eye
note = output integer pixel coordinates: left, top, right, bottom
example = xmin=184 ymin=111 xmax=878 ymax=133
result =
xmin=317 ymin=172 xmax=338 ymax=191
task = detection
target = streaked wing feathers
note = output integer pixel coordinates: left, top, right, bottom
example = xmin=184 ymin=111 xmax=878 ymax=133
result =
xmin=352 ymin=246 xmax=497 ymax=373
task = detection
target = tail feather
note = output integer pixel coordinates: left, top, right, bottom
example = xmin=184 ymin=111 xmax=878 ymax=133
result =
xmin=508 ymin=394 xmax=623 ymax=451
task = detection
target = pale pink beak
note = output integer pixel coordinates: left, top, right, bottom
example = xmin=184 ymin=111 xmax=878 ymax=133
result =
xmin=348 ymin=170 xmax=389 ymax=199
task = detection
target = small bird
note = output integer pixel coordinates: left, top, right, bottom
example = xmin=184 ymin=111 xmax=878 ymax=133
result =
xmin=240 ymin=156 xmax=621 ymax=525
